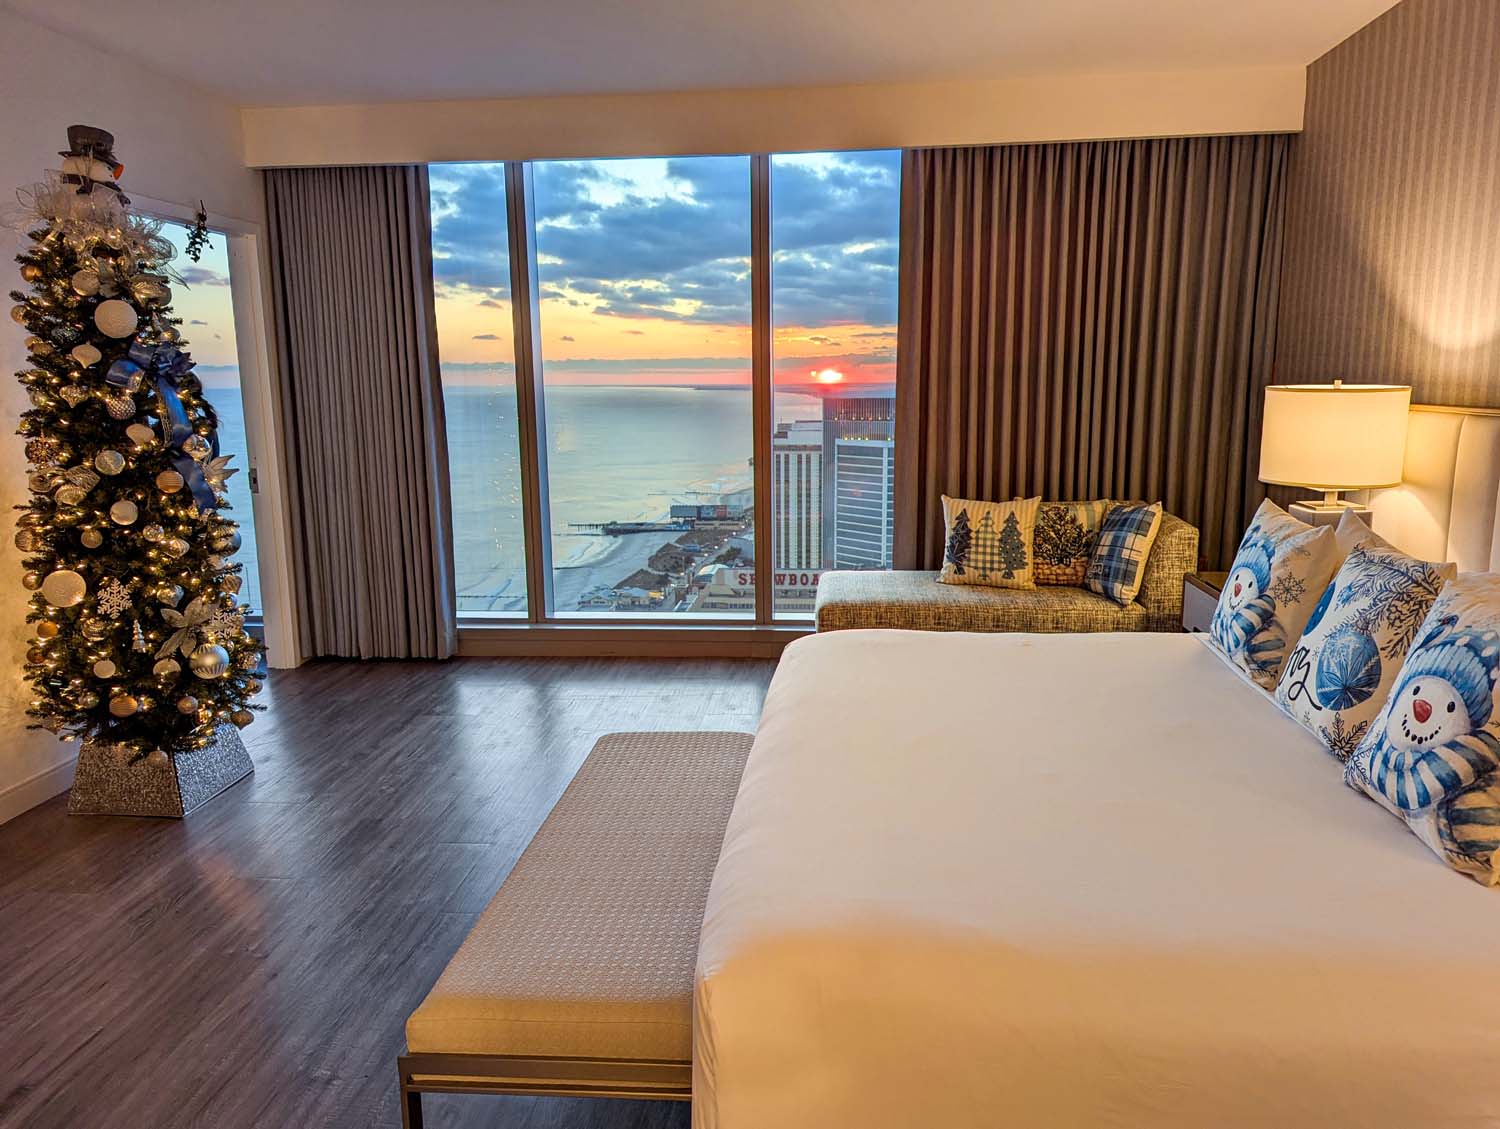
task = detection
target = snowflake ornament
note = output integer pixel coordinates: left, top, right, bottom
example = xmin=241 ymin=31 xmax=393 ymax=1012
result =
xmin=208 ymin=608 xmax=245 ymax=637
xmin=96 ymin=578 xmax=132 ymax=618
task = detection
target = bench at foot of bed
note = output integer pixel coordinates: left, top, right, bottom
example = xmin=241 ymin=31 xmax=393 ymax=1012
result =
xmin=397 ymin=729 xmax=752 ymax=1127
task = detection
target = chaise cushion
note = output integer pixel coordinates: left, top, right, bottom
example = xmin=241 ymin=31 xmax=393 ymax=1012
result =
xmin=815 ymin=570 xmax=1147 ymax=633
xmin=405 ymin=731 xmax=751 ymax=1062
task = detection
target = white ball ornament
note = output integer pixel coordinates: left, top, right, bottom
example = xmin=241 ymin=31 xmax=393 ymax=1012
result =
xmin=189 ymin=644 xmax=231 ymax=680
xmin=93 ymin=659 xmax=117 ymax=679
xmin=153 ymin=658 xmax=182 ymax=679
xmin=41 ymin=569 xmax=87 ymax=607
xmin=155 ymin=470 xmax=185 ymax=494
xmin=70 ymin=343 xmax=102 ymax=367
xmin=70 ymin=269 xmax=101 ymax=296
xmin=126 ymin=423 xmax=155 ymax=448
xmin=109 ymin=499 xmax=139 ymax=525
xmin=93 ymin=299 xmax=139 ymax=338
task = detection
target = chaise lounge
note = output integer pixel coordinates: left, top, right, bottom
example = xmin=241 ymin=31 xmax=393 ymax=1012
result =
xmin=814 ymin=511 xmax=1198 ymax=634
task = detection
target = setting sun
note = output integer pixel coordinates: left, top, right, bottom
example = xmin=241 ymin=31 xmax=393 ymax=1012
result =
xmin=813 ymin=368 xmax=845 ymax=384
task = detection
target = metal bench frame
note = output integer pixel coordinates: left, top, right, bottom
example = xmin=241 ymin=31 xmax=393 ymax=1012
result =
xmin=398 ymin=1051 xmax=690 ymax=1127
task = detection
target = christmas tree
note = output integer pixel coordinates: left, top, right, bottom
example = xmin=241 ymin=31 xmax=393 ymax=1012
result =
xmin=944 ymin=508 xmax=972 ymax=574
xmin=10 ymin=126 xmax=261 ymax=766
xmin=996 ymin=511 xmax=1027 ymax=579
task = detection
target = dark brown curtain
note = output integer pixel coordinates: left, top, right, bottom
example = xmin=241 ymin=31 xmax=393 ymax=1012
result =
xmin=265 ymin=166 xmax=456 ymax=659
xmin=895 ymin=135 xmax=1289 ymax=570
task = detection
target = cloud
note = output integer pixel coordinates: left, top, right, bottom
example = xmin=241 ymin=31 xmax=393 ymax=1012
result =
xmin=622 ymin=329 xmax=645 ymax=335
xmin=561 ymin=335 xmax=575 ymax=342
xmin=478 ymin=297 xmax=506 ymax=308
xmin=471 ymin=333 xmax=501 ymax=340
xmin=178 ymin=266 xmax=229 ymax=287
xmin=189 ymin=319 xmax=208 ymax=325
xmin=431 ymin=151 xmax=900 ymax=331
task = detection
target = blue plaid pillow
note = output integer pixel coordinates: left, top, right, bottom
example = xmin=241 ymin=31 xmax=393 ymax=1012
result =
xmin=1084 ymin=502 xmax=1163 ymax=606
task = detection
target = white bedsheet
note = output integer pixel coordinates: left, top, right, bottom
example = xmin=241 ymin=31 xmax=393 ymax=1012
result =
xmin=694 ymin=630 xmax=1500 ymax=1128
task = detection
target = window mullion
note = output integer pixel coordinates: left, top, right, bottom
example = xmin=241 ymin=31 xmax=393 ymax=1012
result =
xmin=505 ymin=162 xmax=555 ymax=621
xmin=750 ymin=155 xmax=773 ymax=625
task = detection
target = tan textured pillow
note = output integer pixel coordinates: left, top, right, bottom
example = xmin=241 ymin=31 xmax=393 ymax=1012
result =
xmin=938 ymin=495 xmax=1041 ymax=589
xmin=1034 ymin=500 xmax=1111 ymax=586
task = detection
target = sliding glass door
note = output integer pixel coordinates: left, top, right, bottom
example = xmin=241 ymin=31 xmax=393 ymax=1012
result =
xmin=430 ymin=150 xmax=899 ymax=626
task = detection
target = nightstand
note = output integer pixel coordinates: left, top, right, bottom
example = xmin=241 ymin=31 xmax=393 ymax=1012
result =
xmin=1182 ymin=571 xmax=1228 ymax=633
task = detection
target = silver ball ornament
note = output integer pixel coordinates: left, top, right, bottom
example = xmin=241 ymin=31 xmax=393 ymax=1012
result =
xmin=93 ymin=299 xmax=139 ymax=338
xmin=153 ymin=658 xmax=182 ymax=680
xmin=176 ymin=695 xmax=199 ymax=715
xmin=93 ymin=659 xmax=118 ymax=679
xmin=189 ymin=645 xmax=230 ymax=680
xmin=40 ymin=569 xmax=87 ymax=607
xmin=80 ymin=528 xmax=104 ymax=549
xmin=94 ymin=449 xmax=126 ymax=476
xmin=109 ymin=499 xmax=139 ymax=525
xmin=146 ymin=749 xmax=171 ymax=769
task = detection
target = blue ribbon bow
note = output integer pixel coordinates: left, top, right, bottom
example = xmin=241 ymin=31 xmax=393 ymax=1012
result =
xmin=129 ymin=341 xmax=220 ymax=511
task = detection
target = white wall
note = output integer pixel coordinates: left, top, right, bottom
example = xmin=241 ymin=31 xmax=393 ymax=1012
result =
xmin=0 ymin=9 xmax=265 ymax=823
xmin=242 ymin=66 xmax=1306 ymax=167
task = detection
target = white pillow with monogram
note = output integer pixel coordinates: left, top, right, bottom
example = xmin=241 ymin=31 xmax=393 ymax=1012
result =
xmin=1275 ymin=533 xmax=1455 ymax=760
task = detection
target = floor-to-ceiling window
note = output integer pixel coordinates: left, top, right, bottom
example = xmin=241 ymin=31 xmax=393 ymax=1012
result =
xmin=430 ymin=150 xmax=899 ymax=627
xmin=158 ymin=220 xmax=263 ymax=615
xmin=770 ymin=151 xmax=901 ymax=617
xmin=429 ymin=163 xmax=529 ymax=617
xmin=532 ymin=156 xmax=755 ymax=617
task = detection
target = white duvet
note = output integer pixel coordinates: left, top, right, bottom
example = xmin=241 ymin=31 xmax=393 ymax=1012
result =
xmin=694 ymin=630 xmax=1500 ymax=1128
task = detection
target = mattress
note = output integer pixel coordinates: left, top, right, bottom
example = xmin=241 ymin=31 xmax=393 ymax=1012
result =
xmin=693 ymin=630 xmax=1500 ymax=1128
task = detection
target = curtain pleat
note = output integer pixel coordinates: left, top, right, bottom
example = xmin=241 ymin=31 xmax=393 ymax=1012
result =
xmin=894 ymin=135 xmax=1288 ymax=571
xmin=265 ymin=165 xmax=457 ymax=660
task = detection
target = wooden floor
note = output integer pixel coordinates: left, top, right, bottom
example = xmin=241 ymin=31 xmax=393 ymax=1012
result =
xmin=0 ymin=656 xmax=777 ymax=1129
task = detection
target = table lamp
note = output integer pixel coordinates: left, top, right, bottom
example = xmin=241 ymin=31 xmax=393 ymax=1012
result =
xmin=1258 ymin=382 xmax=1411 ymax=526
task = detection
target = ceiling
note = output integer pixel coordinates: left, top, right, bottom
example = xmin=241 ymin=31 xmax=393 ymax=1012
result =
xmin=6 ymin=0 xmax=1399 ymax=107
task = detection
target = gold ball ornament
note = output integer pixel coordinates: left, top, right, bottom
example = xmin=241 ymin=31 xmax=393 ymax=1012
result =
xmin=10 ymin=305 xmax=27 ymax=325
xmin=176 ymin=695 xmax=198 ymax=715
xmin=245 ymin=679 xmax=262 ymax=694
xmin=22 ymin=570 xmax=42 ymax=591
xmin=28 ymin=337 xmax=54 ymax=356
xmin=146 ymin=749 xmax=171 ymax=769
xmin=189 ymin=644 xmax=230 ymax=680
xmin=94 ymin=450 xmax=127 ymax=476
xmin=54 ymin=485 xmax=88 ymax=508
xmin=141 ymin=523 xmax=165 ymax=543
xmin=35 ymin=620 xmax=59 ymax=639
xmin=80 ymin=528 xmax=104 ymax=549
xmin=70 ymin=342 xmax=102 ymax=367
xmin=181 ymin=434 xmax=212 ymax=461
xmin=26 ymin=646 xmax=46 ymax=666
xmin=126 ymin=423 xmax=155 ymax=448
xmin=155 ymin=469 xmax=185 ymax=494
xmin=108 ymin=694 xmax=139 ymax=718
xmin=109 ymin=499 xmax=139 ymax=525
xmin=40 ymin=569 xmax=87 ymax=607
xmin=103 ymin=392 xmax=135 ymax=421
xmin=223 ymin=573 xmax=243 ymax=595
xmin=14 ymin=528 xmax=42 ymax=552
xmin=93 ymin=299 xmax=139 ymax=338
xmin=164 ymin=537 xmax=190 ymax=559
xmin=130 ymin=277 xmax=171 ymax=305
xmin=93 ymin=659 xmax=118 ymax=679
xmin=153 ymin=658 xmax=181 ymax=679
xmin=80 ymin=617 xmax=109 ymax=641
xmin=156 ymin=584 xmax=184 ymax=605
xmin=27 ymin=470 xmax=58 ymax=492
xmin=160 ymin=326 xmax=181 ymax=344
xmin=21 ymin=263 xmax=43 ymax=282
xmin=231 ymin=709 xmax=254 ymax=729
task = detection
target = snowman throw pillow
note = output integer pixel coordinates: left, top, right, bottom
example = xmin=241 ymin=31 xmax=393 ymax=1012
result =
xmin=1210 ymin=499 xmax=1343 ymax=690
xmin=1345 ymin=575 xmax=1500 ymax=886
xmin=1275 ymin=537 xmax=1455 ymax=760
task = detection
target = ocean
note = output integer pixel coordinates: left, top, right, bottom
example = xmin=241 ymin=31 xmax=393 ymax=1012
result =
xmin=209 ymin=381 xmax=822 ymax=617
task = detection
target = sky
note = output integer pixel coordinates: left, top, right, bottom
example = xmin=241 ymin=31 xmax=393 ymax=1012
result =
xmin=155 ymin=220 xmax=240 ymax=384
xmin=428 ymin=151 xmax=900 ymax=388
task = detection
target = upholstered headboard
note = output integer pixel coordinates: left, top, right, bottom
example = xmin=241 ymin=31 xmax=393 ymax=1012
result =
xmin=1368 ymin=405 xmax=1500 ymax=572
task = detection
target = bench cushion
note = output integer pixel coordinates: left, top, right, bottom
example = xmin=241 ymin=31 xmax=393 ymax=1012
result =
xmin=815 ymin=570 xmax=1147 ymax=633
xmin=405 ymin=731 xmax=752 ymax=1062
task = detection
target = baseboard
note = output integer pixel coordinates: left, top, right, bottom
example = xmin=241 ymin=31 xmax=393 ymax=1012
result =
xmin=0 ymin=754 xmax=75 ymax=826
xmin=457 ymin=622 xmax=811 ymax=658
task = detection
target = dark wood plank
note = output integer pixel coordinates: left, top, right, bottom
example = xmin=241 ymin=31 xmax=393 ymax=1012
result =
xmin=0 ymin=656 xmax=775 ymax=1129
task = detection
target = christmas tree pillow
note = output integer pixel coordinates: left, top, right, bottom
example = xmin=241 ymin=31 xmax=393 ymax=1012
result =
xmin=1209 ymin=499 xmax=1342 ymax=690
xmin=1275 ymin=533 xmax=1455 ymax=760
xmin=1034 ymin=500 xmax=1111 ymax=586
xmin=938 ymin=495 xmax=1040 ymax=589
xmin=1083 ymin=501 xmax=1163 ymax=606
xmin=1344 ymin=575 xmax=1500 ymax=886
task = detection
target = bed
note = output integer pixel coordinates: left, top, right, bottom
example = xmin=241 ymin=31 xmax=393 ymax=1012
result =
xmin=694 ymin=629 xmax=1500 ymax=1128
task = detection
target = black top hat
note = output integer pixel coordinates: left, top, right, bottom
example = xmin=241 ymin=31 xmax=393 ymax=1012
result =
xmin=60 ymin=124 xmax=121 ymax=169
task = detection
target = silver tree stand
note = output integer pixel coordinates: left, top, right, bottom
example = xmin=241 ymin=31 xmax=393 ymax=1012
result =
xmin=67 ymin=725 xmax=254 ymax=818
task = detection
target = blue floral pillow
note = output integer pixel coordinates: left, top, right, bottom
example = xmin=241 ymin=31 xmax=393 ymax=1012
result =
xmin=1275 ymin=539 xmax=1455 ymax=759
xmin=1210 ymin=499 xmax=1342 ymax=690
xmin=1345 ymin=575 xmax=1500 ymax=886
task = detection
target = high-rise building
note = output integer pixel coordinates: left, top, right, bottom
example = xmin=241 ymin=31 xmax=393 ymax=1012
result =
xmin=821 ymin=394 xmax=895 ymax=568
xmin=772 ymin=420 xmax=823 ymax=570
xmin=833 ymin=436 xmax=895 ymax=567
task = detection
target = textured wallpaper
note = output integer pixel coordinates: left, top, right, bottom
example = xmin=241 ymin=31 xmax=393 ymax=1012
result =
xmin=1277 ymin=0 xmax=1500 ymax=408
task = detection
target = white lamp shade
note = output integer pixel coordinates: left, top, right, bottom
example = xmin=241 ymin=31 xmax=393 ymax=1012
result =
xmin=1259 ymin=384 xmax=1411 ymax=490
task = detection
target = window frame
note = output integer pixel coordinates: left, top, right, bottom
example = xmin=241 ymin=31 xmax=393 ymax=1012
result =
xmin=449 ymin=152 xmax=893 ymax=640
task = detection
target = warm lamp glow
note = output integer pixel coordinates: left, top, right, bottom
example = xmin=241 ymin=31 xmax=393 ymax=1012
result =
xmin=1259 ymin=383 xmax=1411 ymax=495
xmin=812 ymin=368 xmax=845 ymax=384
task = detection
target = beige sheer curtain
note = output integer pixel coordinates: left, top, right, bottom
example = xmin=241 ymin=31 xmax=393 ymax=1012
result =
xmin=265 ymin=165 xmax=457 ymax=659
xmin=895 ymin=135 xmax=1289 ymax=570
